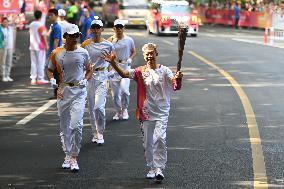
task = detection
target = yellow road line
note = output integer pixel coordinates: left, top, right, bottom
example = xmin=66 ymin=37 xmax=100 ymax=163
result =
xmin=189 ymin=51 xmax=268 ymax=189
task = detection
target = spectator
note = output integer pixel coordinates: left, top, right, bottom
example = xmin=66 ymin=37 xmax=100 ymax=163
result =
xmin=29 ymin=10 xmax=49 ymax=85
xmin=0 ymin=17 xmax=16 ymax=82
xmin=58 ymin=9 xmax=71 ymax=41
xmin=80 ymin=7 xmax=93 ymax=43
xmin=48 ymin=8 xmax=62 ymax=99
xmin=66 ymin=0 xmax=78 ymax=24
xmin=234 ymin=2 xmax=240 ymax=29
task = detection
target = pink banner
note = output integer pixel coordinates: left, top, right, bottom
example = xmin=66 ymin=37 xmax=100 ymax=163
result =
xmin=26 ymin=0 xmax=35 ymax=13
xmin=0 ymin=0 xmax=20 ymax=14
xmin=198 ymin=7 xmax=272 ymax=29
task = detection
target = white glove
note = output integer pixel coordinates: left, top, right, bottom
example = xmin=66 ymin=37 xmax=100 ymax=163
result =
xmin=107 ymin=70 xmax=115 ymax=79
xmin=126 ymin=58 xmax=132 ymax=66
xmin=78 ymin=79 xmax=87 ymax=88
xmin=50 ymin=78 xmax=58 ymax=88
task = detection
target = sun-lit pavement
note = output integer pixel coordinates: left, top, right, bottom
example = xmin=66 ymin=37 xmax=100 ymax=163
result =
xmin=1 ymin=25 xmax=284 ymax=188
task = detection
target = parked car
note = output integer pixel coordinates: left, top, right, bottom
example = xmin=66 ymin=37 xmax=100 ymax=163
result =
xmin=146 ymin=0 xmax=199 ymax=36
xmin=117 ymin=0 xmax=148 ymax=27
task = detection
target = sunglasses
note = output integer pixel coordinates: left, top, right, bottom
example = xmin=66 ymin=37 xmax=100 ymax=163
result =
xmin=114 ymin=25 xmax=124 ymax=29
xmin=68 ymin=33 xmax=80 ymax=38
xmin=91 ymin=24 xmax=102 ymax=29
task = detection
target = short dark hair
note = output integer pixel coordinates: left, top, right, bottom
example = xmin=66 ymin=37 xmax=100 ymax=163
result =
xmin=34 ymin=10 xmax=42 ymax=19
xmin=48 ymin=8 xmax=58 ymax=16
xmin=1 ymin=17 xmax=8 ymax=22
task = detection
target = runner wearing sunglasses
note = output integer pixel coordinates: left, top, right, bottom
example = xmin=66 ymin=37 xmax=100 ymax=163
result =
xmin=47 ymin=24 xmax=93 ymax=172
xmin=81 ymin=19 xmax=114 ymax=145
xmin=108 ymin=19 xmax=137 ymax=121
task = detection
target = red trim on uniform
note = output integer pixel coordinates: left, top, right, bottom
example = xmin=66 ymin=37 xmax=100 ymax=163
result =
xmin=134 ymin=66 xmax=148 ymax=122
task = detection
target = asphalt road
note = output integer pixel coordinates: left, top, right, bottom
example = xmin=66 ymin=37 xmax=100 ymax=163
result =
xmin=0 ymin=26 xmax=284 ymax=189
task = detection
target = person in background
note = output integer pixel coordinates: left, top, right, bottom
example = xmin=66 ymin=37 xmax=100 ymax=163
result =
xmin=108 ymin=19 xmax=136 ymax=120
xmin=0 ymin=18 xmax=5 ymax=81
xmin=103 ymin=42 xmax=183 ymax=184
xmin=55 ymin=0 xmax=62 ymax=10
xmin=29 ymin=10 xmax=49 ymax=85
xmin=37 ymin=0 xmax=48 ymax=25
xmin=47 ymin=24 xmax=92 ymax=172
xmin=66 ymin=0 xmax=78 ymax=24
xmin=81 ymin=19 xmax=114 ymax=145
xmin=80 ymin=7 xmax=93 ymax=43
xmin=48 ymin=8 xmax=62 ymax=99
xmin=0 ymin=17 xmax=16 ymax=82
xmin=58 ymin=9 xmax=71 ymax=41
xmin=234 ymin=2 xmax=240 ymax=29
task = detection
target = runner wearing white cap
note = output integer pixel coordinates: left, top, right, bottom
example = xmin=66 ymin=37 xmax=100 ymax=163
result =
xmin=108 ymin=19 xmax=136 ymax=120
xmin=47 ymin=24 xmax=93 ymax=172
xmin=57 ymin=9 xmax=71 ymax=42
xmin=81 ymin=19 xmax=114 ymax=145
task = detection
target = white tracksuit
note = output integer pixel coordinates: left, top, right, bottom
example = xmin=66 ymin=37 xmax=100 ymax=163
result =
xmin=129 ymin=65 xmax=174 ymax=170
xmin=82 ymin=39 xmax=114 ymax=136
xmin=29 ymin=20 xmax=47 ymax=81
xmin=0 ymin=26 xmax=14 ymax=80
xmin=109 ymin=35 xmax=135 ymax=113
xmin=48 ymin=46 xmax=90 ymax=157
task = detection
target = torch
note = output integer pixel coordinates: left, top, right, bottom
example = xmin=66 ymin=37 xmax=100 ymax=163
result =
xmin=173 ymin=22 xmax=187 ymax=91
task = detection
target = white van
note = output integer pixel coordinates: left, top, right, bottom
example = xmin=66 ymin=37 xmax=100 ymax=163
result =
xmin=117 ymin=0 xmax=148 ymax=26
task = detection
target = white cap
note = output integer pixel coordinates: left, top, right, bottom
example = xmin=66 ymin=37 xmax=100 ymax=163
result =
xmin=58 ymin=9 xmax=66 ymax=17
xmin=65 ymin=24 xmax=81 ymax=35
xmin=91 ymin=19 xmax=103 ymax=27
xmin=114 ymin=19 xmax=125 ymax=26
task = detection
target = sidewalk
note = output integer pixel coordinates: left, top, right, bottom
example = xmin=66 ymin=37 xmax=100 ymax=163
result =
xmin=200 ymin=24 xmax=284 ymax=49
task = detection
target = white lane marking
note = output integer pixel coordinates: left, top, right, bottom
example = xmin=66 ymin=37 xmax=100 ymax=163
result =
xmin=16 ymin=100 xmax=57 ymax=125
xmin=232 ymin=38 xmax=284 ymax=49
xmin=162 ymin=40 xmax=174 ymax=46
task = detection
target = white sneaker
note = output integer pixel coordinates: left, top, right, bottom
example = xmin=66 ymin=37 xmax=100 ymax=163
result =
xmin=6 ymin=76 xmax=13 ymax=82
xmin=70 ymin=158 xmax=79 ymax=172
xmin=155 ymin=168 xmax=164 ymax=183
xmin=62 ymin=155 xmax=71 ymax=169
xmin=91 ymin=135 xmax=98 ymax=143
xmin=97 ymin=133 xmax=104 ymax=145
xmin=31 ymin=79 xmax=37 ymax=85
xmin=2 ymin=77 xmax=8 ymax=82
xmin=121 ymin=109 xmax=129 ymax=120
xmin=146 ymin=168 xmax=156 ymax=179
xmin=113 ymin=112 xmax=121 ymax=120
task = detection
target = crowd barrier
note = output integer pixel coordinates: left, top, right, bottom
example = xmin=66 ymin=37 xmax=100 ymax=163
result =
xmin=197 ymin=7 xmax=272 ymax=29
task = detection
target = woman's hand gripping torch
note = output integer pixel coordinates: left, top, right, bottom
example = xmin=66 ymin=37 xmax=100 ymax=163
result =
xmin=173 ymin=22 xmax=187 ymax=91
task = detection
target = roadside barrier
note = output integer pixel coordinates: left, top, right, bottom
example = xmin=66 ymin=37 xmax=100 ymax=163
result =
xmin=268 ymin=12 xmax=284 ymax=45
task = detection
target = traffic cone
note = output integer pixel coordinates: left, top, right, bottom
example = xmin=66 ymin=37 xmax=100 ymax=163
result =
xmin=264 ymin=28 xmax=268 ymax=44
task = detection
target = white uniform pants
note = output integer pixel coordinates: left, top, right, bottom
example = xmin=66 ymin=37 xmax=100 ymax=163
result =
xmin=110 ymin=78 xmax=130 ymax=112
xmin=87 ymin=78 xmax=107 ymax=135
xmin=30 ymin=50 xmax=46 ymax=80
xmin=142 ymin=120 xmax=168 ymax=170
xmin=58 ymin=87 xmax=87 ymax=157
xmin=0 ymin=48 xmax=13 ymax=79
